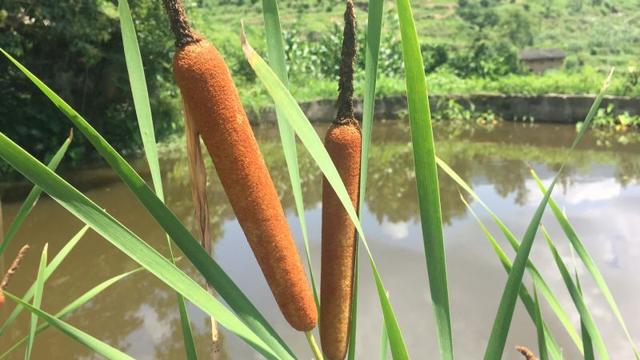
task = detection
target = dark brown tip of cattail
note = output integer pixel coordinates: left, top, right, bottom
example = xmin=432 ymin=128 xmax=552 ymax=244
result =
xmin=515 ymin=346 xmax=539 ymax=360
xmin=162 ymin=0 xmax=202 ymax=48
xmin=335 ymin=0 xmax=357 ymax=125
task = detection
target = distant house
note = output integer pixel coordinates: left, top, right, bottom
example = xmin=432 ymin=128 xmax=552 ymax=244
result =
xmin=519 ymin=48 xmax=566 ymax=73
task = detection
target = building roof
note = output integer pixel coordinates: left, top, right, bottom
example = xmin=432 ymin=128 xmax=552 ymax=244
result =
xmin=519 ymin=48 xmax=566 ymax=60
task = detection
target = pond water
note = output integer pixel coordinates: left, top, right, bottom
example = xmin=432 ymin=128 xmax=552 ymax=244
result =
xmin=1 ymin=121 xmax=639 ymax=359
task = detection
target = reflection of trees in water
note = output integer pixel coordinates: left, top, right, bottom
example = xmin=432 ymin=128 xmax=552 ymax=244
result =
xmin=160 ymin=122 xmax=640 ymax=231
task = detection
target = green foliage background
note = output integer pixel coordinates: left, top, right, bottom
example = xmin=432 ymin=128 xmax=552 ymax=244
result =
xmin=1 ymin=0 xmax=639 ymax=176
xmin=0 ymin=0 xmax=178 ymax=168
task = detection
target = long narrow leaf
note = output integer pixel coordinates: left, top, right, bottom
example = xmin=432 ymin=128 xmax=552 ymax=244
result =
xmin=25 ymin=244 xmax=47 ymax=360
xmin=4 ymin=292 xmax=134 ymax=360
xmin=0 ymin=48 xmax=293 ymax=360
xmin=438 ymin=158 xmax=582 ymax=351
xmin=261 ymin=0 xmax=319 ymax=310
xmin=576 ymin=274 xmax=595 ymax=360
xmin=380 ymin=315 xmax=389 ymax=360
xmin=483 ymin=71 xmax=612 ymax=359
xmin=0 ymin=132 xmax=72 ymax=255
xmin=393 ymin=0 xmax=452 ymax=357
xmin=531 ymin=169 xmax=640 ymax=359
xmin=350 ymin=1 xmax=385 ymax=358
xmin=0 ymin=268 xmax=142 ymax=359
xmin=463 ymin=197 xmax=565 ymax=360
xmin=117 ymin=1 xmax=196 ymax=357
xmin=242 ymin=32 xmax=409 ymax=359
xmin=533 ymin=287 xmax=549 ymax=360
xmin=0 ymin=133 xmax=281 ymax=360
xmin=0 ymin=226 xmax=88 ymax=335
xmin=542 ymin=228 xmax=609 ymax=360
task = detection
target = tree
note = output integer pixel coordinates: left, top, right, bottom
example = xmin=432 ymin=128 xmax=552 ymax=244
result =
xmin=0 ymin=0 xmax=176 ymax=173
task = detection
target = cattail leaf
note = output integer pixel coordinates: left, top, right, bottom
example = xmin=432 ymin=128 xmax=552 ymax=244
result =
xmin=0 ymin=226 xmax=89 ymax=336
xmin=242 ymin=32 xmax=409 ymax=360
xmin=483 ymin=71 xmax=611 ymax=360
xmin=393 ymin=0 xmax=452 ymax=357
xmin=531 ymin=169 xmax=640 ymax=360
xmin=462 ymin=197 xmax=564 ymax=360
xmin=0 ymin=268 xmax=142 ymax=359
xmin=0 ymin=132 xmax=72 ymax=256
xmin=350 ymin=1 xmax=385 ymax=358
xmin=439 ymin=157 xmax=583 ymax=354
xmin=4 ymin=291 xmax=135 ymax=360
xmin=117 ymin=1 xmax=197 ymax=357
xmin=0 ymin=48 xmax=293 ymax=360
xmin=542 ymin=228 xmax=609 ymax=360
xmin=575 ymin=273 xmax=595 ymax=360
xmin=379 ymin=292 xmax=390 ymax=360
xmin=261 ymin=0 xmax=319 ymax=311
xmin=25 ymin=244 xmax=47 ymax=360
xmin=533 ymin=287 xmax=549 ymax=360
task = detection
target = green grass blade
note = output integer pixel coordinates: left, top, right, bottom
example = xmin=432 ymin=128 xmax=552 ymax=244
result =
xmin=4 ymin=291 xmax=134 ymax=360
xmin=350 ymin=1 xmax=385 ymax=358
xmin=117 ymin=1 xmax=196 ymax=357
xmin=441 ymin=159 xmax=582 ymax=353
xmin=462 ymin=197 xmax=564 ymax=360
xmin=531 ymin=169 xmax=640 ymax=360
xmin=483 ymin=71 xmax=611 ymax=360
xmin=242 ymin=33 xmax=409 ymax=359
xmin=117 ymin=0 xmax=162 ymax=198
xmin=542 ymin=228 xmax=609 ymax=360
xmin=25 ymin=244 xmax=47 ymax=360
xmin=0 ymin=132 xmax=72 ymax=256
xmin=0 ymin=268 xmax=141 ymax=359
xmin=261 ymin=0 xmax=319 ymax=311
xmin=393 ymin=0 xmax=451 ymax=357
xmin=0 ymin=225 xmax=88 ymax=336
xmin=0 ymin=133 xmax=283 ymax=360
xmin=533 ymin=287 xmax=549 ymax=360
xmin=380 ymin=314 xmax=389 ymax=360
xmin=576 ymin=274 xmax=595 ymax=360
xmin=0 ymin=48 xmax=293 ymax=360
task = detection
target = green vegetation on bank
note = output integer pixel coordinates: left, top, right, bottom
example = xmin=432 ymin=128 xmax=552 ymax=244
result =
xmin=2 ymin=0 xmax=639 ymax=169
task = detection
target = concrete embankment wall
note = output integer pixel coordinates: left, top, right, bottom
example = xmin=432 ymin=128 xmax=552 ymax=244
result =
xmin=248 ymin=94 xmax=640 ymax=124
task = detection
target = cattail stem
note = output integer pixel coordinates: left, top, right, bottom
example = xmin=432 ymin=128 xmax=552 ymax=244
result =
xmin=305 ymin=331 xmax=324 ymax=360
xmin=335 ymin=0 xmax=357 ymax=124
xmin=161 ymin=0 xmax=201 ymax=48
xmin=1 ymin=244 xmax=30 ymax=291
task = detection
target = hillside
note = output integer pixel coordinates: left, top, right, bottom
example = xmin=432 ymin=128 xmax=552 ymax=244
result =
xmin=181 ymin=0 xmax=640 ymax=110
xmin=190 ymin=0 xmax=640 ymax=69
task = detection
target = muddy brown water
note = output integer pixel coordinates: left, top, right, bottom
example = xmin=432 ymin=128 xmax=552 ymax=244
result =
xmin=1 ymin=122 xmax=639 ymax=359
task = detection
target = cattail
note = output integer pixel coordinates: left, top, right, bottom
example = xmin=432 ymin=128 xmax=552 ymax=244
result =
xmin=516 ymin=346 xmax=539 ymax=360
xmin=161 ymin=0 xmax=317 ymax=331
xmin=0 ymin=244 xmax=31 ymax=308
xmin=320 ymin=2 xmax=361 ymax=359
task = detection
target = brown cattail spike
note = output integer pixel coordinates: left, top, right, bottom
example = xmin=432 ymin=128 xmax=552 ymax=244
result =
xmin=1 ymin=244 xmax=30 ymax=291
xmin=166 ymin=0 xmax=317 ymax=332
xmin=336 ymin=0 xmax=357 ymax=124
xmin=320 ymin=1 xmax=361 ymax=359
xmin=516 ymin=346 xmax=539 ymax=360
xmin=162 ymin=0 xmax=202 ymax=48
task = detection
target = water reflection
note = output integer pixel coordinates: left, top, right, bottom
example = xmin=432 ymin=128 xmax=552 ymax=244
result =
xmin=1 ymin=122 xmax=640 ymax=359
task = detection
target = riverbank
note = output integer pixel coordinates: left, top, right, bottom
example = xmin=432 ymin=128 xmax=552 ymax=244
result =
xmin=247 ymin=94 xmax=640 ymax=124
xmin=4 ymin=121 xmax=640 ymax=203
